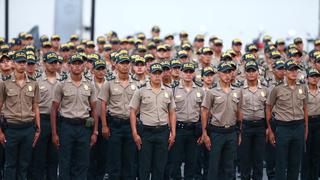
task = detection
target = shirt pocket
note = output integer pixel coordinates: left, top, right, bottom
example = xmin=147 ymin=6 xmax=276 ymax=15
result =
xmin=110 ymin=88 xmax=122 ymax=103
xmin=175 ymin=94 xmax=185 ymax=110
xmin=6 ymin=89 xmax=18 ymax=107
xmin=141 ymin=96 xmax=152 ymax=111
xmin=81 ymin=89 xmax=91 ymax=102
xmin=278 ymin=92 xmax=291 ymax=106
xmin=297 ymin=93 xmax=306 ymax=106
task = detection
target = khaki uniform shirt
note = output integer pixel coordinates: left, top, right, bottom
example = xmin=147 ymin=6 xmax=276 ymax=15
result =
xmin=240 ymin=80 xmax=268 ymax=120
xmin=53 ymin=76 xmax=97 ymax=119
xmin=129 ymin=82 xmax=176 ymax=126
xmin=307 ymin=87 xmax=320 ymax=116
xmin=98 ymin=76 xmax=139 ymax=119
xmin=38 ymin=72 xmax=60 ymax=114
xmin=267 ymin=80 xmax=307 ymax=121
xmin=174 ymin=81 xmax=204 ymax=123
xmin=201 ymin=82 xmax=240 ymax=127
xmin=0 ymin=73 xmax=40 ymax=123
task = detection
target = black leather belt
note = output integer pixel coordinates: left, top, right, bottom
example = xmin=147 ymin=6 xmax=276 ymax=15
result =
xmin=242 ymin=119 xmax=265 ymax=127
xmin=275 ymin=119 xmax=304 ymax=126
xmin=7 ymin=121 xmax=34 ymax=129
xmin=62 ymin=117 xmax=86 ymax=125
xmin=176 ymin=121 xmax=196 ymax=130
xmin=142 ymin=124 xmax=168 ymax=131
xmin=208 ymin=124 xmax=236 ymax=133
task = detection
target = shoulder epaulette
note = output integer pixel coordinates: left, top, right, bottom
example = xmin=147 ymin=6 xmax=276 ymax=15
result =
xmin=171 ymin=80 xmax=180 ymax=88
xmin=209 ymin=82 xmax=217 ymax=89
xmin=193 ymin=79 xmax=203 ymax=87
xmin=84 ymin=74 xmax=92 ymax=81
xmin=1 ymin=75 xmax=11 ymax=81
xmin=58 ymin=73 xmax=68 ymax=82
xmin=27 ymin=75 xmax=37 ymax=81
xmin=275 ymin=80 xmax=284 ymax=86
xmin=260 ymin=79 xmax=269 ymax=87
xmin=137 ymin=83 xmax=146 ymax=89
xmin=131 ymin=74 xmax=139 ymax=81
xmin=231 ymin=80 xmax=243 ymax=88
xmin=35 ymin=71 xmax=42 ymax=79
xmin=106 ymin=75 xmax=116 ymax=81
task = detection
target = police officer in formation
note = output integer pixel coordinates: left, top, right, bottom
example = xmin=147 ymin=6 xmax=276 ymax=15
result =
xmin=0 ymin=29 xmax=320 ymax=180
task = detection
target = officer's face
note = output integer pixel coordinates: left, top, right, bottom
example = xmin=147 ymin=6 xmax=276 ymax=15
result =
xmin=219 ymin=70 xmax=232 ymax=83
xmin=315 ymin=45 xmax=320 ymax=51
xmin=26 ymin=63 xmax=37 ymax=74
xmin=182 ymin=70 xmax=194 ymax=82
xmin=292 ymin=55 xmax=302 ymax=63
xmin=232 ymin=44 xmax=242 ymax=52
xmin=308 ymin=75 xmax=320 ymax=85
xmin=314 ymin=62 xmax=320 ymax=71
xmin=14 ymin=61 xmax=27 ymax=73
xmin=201 ymin=53 xmax=212 ymax=64
xmin=44 ymin=61 xmax=58 ymax=73
xmin=116 ymin=61 xmax=130 ymax=74
xmin=70 ymin=61 xmax=85 ymax=75
xmin=277 ymin=44 xmax=285 ymax=51
xmin=133 ymin=63 xmax=146 ymax=75
xmin=86 ymin=47 xmax=95 ymax=54
xmin=296 ymin=43 xmax=303 ymax=51
xmin=286 ymin=68 xmax=298 ymax=80
xmin=179 ymin=57 xmax=188 ymax=63
xmin=0 ymin=57 xmax=12 ymax=71
xmin=150 ymin=71 xmax=163 ymax=84
xmin=245 ymin=68 xmax=259 ymax=81
xmin=93 ymin=67 xmax=106 ymax=79
xmin=60 ymin=51 xmax=70 ymax=59
xmin=203 ymin=73 xmax=214 ymax=85
xmin=85 ymin=61 xmax=94 ymax=71
xmin=274 ymin=67 xmax=286 ymax=79
xmin=214 ymin=44 xmax=223 ymax=52
xmin=156 ymin=50 xmax=167 ymax=59
xmin=171 ymin=67 xmax=181 ymax=77
xmin=52 ymin=39 xmax=60 ymax=48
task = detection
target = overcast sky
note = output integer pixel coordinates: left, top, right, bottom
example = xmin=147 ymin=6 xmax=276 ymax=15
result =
xmin=0 ymin=0 xmax=319 ymax=48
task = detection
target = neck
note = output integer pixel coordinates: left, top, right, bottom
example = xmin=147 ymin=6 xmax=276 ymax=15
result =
xmin=70 ymin=73 xmax=82 ymax=82
xmin=286 ymin=77 xmax=296 ymax=86
xmin=45 ymin=70 xmax=56 ymax=78
xmin=183 ymin=80 xmax=193 ymax=87
xmin=14 ymin=71 xmax=25 ymax=80
xmin=118 ymin=72 xmax=129 ymax=81
xmin=247 ymin=80 xmax=258 ymax=87
xmin=136 ymin=73 xmax=145 ymax=81
xmin=151 ymin=81 xmax=161 ymax=88
xmin=219 ymin=80 xmax=230 ymax=88
xmin=95 ymin=76 xmax=104 ymax=83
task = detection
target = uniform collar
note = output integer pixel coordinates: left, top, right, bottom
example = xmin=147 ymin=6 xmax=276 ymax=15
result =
xmin=283 ymin=78 xmax=300 ymax=86
xmin=216 ymin=81 xmax=234 ymax=91
xmin=178 ymin=80 xmax=197 ymax=89
xmin=66 ymin=75 xmax=87 ymax=83
xmin=146 ymin=81 xmax=165 ymax=90
xmin=243 ymin=80 xmax=262 ymax=89
xmin=115 ymin=75 xmax=133 ymax=83
xmin=41 ymin=71 xmax=60 ymax=81
xmin=11 ymin=72 xmax=30 ymax=83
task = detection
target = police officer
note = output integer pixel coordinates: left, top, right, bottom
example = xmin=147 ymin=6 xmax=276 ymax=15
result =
xmin=170 ymin=62 xmax=204 ymax=179
xmin=301 ymin=68 xmax=320 ymax=180
xmin=265 ymin=59 xmax=286 ymax=180
xmin=0 ymin=50 xmax=41 ymax=180
xmin=0 ymin=54 xmax=13 ymax=81
xmin=51 ymin=53 xmax=98 ymax=180
xmin=29 ymin=52 xmax=60 ymax=180
xmin=239 ymin=60 xmax=269 ymax=180
xmin=99 ymin=53 xmax=139 ymax=180
xmin=88 ymin=59 xmax=109 ymax=180
xmin=129 ymin=63 xmax=176 ymax=180
xmin=201 ymin=61 xmax=240 ymax=179
xmin=266 ymin=59 xmax=308 ymax=180
xmin=131 ymin=56 xmax=148 ymax=84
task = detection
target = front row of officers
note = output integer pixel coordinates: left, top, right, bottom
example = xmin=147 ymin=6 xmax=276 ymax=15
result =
xmin=0 ymin=50 xmax=319 ymax=180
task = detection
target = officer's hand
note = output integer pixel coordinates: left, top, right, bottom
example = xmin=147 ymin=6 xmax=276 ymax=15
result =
xmin=52 ymin=134 xmax=60 ymax=149
xmin=133 ymin=133 xmax=142 ymax=150
xmin=197 ymin=136 xmax=202 ymax=144
xmin=168 ymin=131 xmax=176 ymax=150
xmin=90 ymin=134 xmax=97 ymax=146
xmin=268 ymin=128 xmax=276 ymax=146
xmin=238 ymin=134 xmax=242 ymax=145
xmin=0 ymin=131 xmax=6 ymax=145
xmin=102 ymin=126 xmax=110 ymax=139
xmin=202 ymin=133 xmax=211 ymax=150
xmin=32 ymin=130 xmax=41 ymax=148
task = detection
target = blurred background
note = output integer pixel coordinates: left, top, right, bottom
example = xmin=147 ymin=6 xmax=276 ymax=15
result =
xmin=0 ymin=0 xmax=319 ymax=49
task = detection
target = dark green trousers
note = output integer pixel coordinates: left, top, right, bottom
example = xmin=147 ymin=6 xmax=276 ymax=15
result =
xmin=170 ymin=125 xmax=197 ymax=180
xmin=265 ymin=117 xmax=276 ymax=180
xmin=239 ymin=122 xmax=265 ymax=180
xmin=138 ymin=125 xmax=169 ymax=180
xmin=29 ymin=114 xmax=58 ymax=180
xmin=207 ymin=129 xmax=237 ymax=180
xmin=4 ymin=123 xmax=35 ymax=180
xmin=58 ymin=120 xmax=91 ymax=180
xmin=107 ymin=116 xmax=137 ymax=180
xmin=87 ymin=121 xmax=108 ymax=180
xmin=301 ymin=116 xmax=320 ymax=180
xmin=275 ymin=121 xmax=304 ymax=180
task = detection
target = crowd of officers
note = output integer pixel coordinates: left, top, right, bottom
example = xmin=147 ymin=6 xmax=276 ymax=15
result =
xmin=0 ymin=25 xmax=320 ymax=180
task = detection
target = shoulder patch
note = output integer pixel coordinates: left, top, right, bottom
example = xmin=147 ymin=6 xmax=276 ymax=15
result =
xmin=171 ymin=80 xmax=180 ymax=88
xmin=58 ymin=73 xmax=68 ymax=82
xmin=106 ymin=75 xmax=115 ymax=81
xmin=209 ymin=82 xmax=217 ymax=89
xmin=1 ymin=75 xmax=11 ymax=81
xmin=275 ymin=80 xmax=284 ymax=86
xmin=137 ymin=83 xmax=146 ymax=89
xmin=27 ymin=75 xmax=37 ymax=81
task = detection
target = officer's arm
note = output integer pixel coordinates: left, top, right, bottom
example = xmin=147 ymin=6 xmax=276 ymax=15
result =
xmin=201 ymin=107 xmax=209 ymax=135
xmin=51 ymin=101 xmax=60 ymax=135
xmin=266 ymin=104 xmax=273 ymax=130
xmin=90 ymin=101 xmax=99 ymax=134
xmin=32 ymin=103 xmax=40 ymax=132
xmin=303 ymin=98 xmax=308 ymax=130
xmin=168 ymin=108 xmax=176 ymax=136
xmin=99 ymin=82 xmax=110 ymax=129
xmin=130 ymin=107 xmax=138 ymax=135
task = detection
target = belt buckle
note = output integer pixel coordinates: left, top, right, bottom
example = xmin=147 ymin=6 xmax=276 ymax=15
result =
xmin=224 ymin=125 xmax=230 ymax=128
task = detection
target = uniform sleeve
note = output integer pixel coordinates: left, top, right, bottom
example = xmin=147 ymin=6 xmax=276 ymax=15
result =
xmin=33 ymin=82 xmax=40 ymax=104
xmin=129 ymin=89 xmax=141 ymax=110
xmin=98 ymin=81 xmax=110 ymax=102
xmin=0 ymin=82 xmax=6 ymax=103
xmin=53 ymin=82 xmax=63 ymax=103
xmin=90 ymin=84 xmax=97 ymax=103
xmin=168 ymin=89 xmax=176 ymax=110
xmin=201 ymin=90 xmax=213 ymax=109
xmin=266 ymin=86 xmax=277 ymax=106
